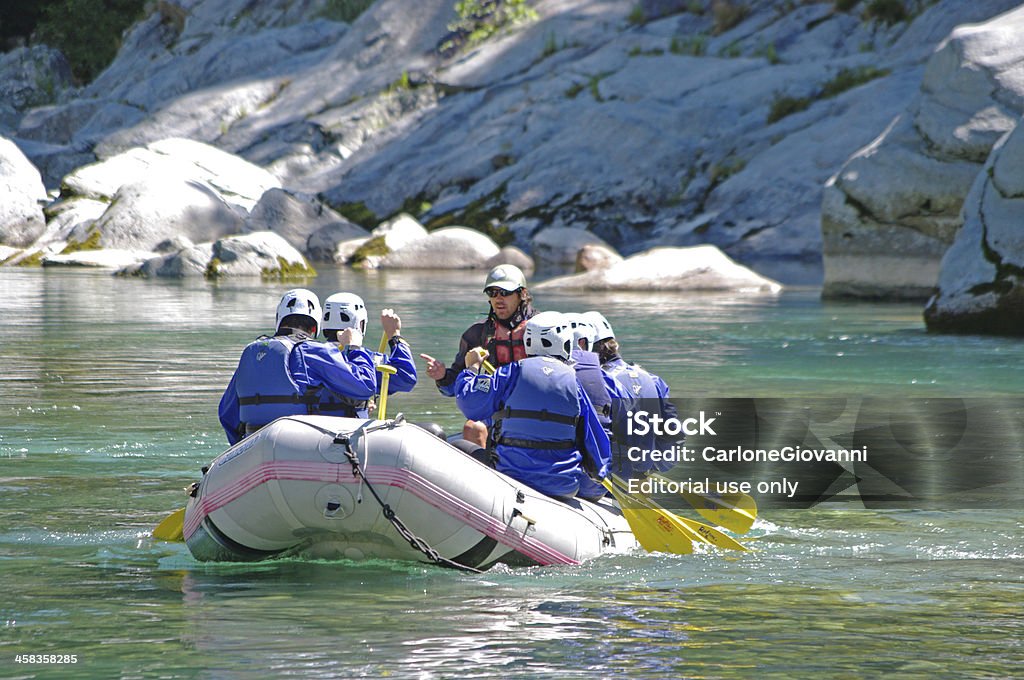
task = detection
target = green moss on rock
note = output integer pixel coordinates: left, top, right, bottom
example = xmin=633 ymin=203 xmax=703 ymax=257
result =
xmin=262 ymin=256 xmax=317 ymax=280
xmin=349 ymin=236 xmax=391 ymax=266
xmin=204 ymin=257 xmax=223 ymax=280
xmin=15 ymin=250 xmax=45 ymax=267
xmin=59 ymin=228 xmax=102 ymax=254
xmin=333 ymin=201 xmax=379 ymax=229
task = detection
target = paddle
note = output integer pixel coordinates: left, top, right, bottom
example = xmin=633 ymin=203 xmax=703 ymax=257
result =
xmin=601 ymin=478 xmax=693 ymax=554
xmin=610 ymin=475 xmax=749 ymax=552
xmin=152 ymin=506 xmax=185 ymax=542
xmin=650 ymin=472 xmax=758 ymax=534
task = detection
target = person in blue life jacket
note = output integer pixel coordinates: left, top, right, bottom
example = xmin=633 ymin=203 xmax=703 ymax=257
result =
xmin=452 ymin=311 xmax=611 ymax=501
xmin=321 ymin=292 xmax=417 ymax=417
xmin=420 ymin=264 xmax=538 ymax=447
xmin=565 ymin=312 xmax=619 ymax=500
xmin=218 ymin=289 xmax=378 ymax=445
xmin=583 ymin=310 xmax=682 ymax=480
xmin=565 ymin=313 xmax=614 ymax=432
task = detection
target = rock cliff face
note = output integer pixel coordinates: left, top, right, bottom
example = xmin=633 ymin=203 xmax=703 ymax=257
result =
xmin=924 ymin=120 xmax=1024 ymax=335
xmin=2 ymin=0 xmax=1024 ymax=313
xmin=821 ymin=5 xmax=1024 ymax=299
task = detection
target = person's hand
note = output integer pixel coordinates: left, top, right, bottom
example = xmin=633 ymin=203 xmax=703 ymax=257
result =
xmin=465 ymin=347 xmax=488 ymax=371
xmin=381 ymin=308 xmax=401 ymax=338
xmin=420 ymin=353 xmax=447 ymax=381
xmin=339 ymin=327 xmax=363 ymax=347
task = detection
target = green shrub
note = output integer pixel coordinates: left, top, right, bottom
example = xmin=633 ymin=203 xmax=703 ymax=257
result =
xmin=670 ymin=35 xmax=708 ymax=56
xmin=35 ymin=0 xmax=147 ymax=83
xmin=442 ymin=0 xmax=538 ymax=54
xmin=766 ymin=93 xmax=811 ymax=124
xmin=627 ymin=4 xmax=646 ymax=25
xmin=711 ymin=0 xmax=749 ymax=35
xmin=820 ymin=65 xmax=890 ymax=98
xmin=333 ymin=201 xmax=379 ymax=229
xmin=319 ymin=0 xmax=376 ymax=23
xmin=864 ymin=0 xmax=908 ymax=25
xmin=834 ymin=0 xmax=859 ymax=12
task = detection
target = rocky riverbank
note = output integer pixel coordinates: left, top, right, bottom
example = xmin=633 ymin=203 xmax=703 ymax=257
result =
xmin=2 ymin=1 xmax=1023 ymax=330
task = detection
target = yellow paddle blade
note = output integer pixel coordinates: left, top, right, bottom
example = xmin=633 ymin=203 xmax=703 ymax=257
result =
xmin=671 ymin=513 xmax=749 ymax=552
xmin=602 ymin=479 xmax=693 ymax=555
xmin=152 ymin=507 xmax=185 ymax=542
xmin=612 ymin=476 xmax=750 ymax=553
xmin=653 ymin=473 xmax=758 ymax=534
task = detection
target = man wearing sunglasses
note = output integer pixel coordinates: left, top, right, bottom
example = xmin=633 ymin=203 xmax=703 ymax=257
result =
xmin=421 ymin=264 xmax=537 ymax=443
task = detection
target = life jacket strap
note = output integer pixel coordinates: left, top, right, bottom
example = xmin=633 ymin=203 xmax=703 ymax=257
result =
xmin=493 ymin=407 xmax=578 ymax=426
xmin=494 ymin=435 xmax=576 ymax=450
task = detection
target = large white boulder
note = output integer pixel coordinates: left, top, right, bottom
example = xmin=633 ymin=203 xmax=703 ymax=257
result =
xmin=207 ymin=231 xmax=315 ymax=278
xmin=123 ymin=242 xmax=217 ymax=278
xmin=378 ymin=227 xmax=500 ymax=268
xmin=83 ymin=176 xmax=245 ymax=252
xmin=535 ymin=245 xmax=782 ymax=293
xmin=925 ymin=123 xmax=1024 ymax=335
xmin=371 ymin=213 xmax=430 ymax=251
xmin=245 ymin=187 xmax=367 ymax=258
xmin=0 ymin=137 xmax=47 ymax=247
xmin=531 ymin=227 xmax=617 ymax=266
xmin=822 ymin=6 xmax=1024 ymax=299
xmin=62 ymin=138 xmax=280 ymax=210
xmin=42 ymin=249 xmax=157 ymax=269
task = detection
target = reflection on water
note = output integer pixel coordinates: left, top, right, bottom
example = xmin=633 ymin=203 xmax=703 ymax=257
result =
xmin=1 ymin=268 xmax=1022 ymax=678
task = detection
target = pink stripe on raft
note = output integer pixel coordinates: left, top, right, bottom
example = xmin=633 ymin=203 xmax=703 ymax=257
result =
xmin=184 ymin=461 xmax=579 ymax=566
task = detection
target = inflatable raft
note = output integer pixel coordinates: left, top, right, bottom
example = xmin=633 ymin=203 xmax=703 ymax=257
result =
xmin=182 ymin=415 xmax=638 ymax=569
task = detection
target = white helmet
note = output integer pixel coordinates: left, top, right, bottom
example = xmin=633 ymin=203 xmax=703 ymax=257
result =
xmin=524 ymin=311 xmax=574 ymax=361
xmin=276 ymin=289 xmax=322 ymax=333
xmin=565 ymin=312 xmax=598 ymax=352
xmin=582 ymin=310 xmax=614 ymax=343
xmin=322 ymin=292 xmax=367 ymax=335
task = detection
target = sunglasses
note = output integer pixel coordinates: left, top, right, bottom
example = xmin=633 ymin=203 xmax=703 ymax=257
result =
xmin=485 ymin=288 xmax=518 ymax=298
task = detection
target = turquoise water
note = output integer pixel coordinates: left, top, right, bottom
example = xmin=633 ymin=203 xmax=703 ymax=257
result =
xmin=1 ymin=268 xmax=1022 ymax=678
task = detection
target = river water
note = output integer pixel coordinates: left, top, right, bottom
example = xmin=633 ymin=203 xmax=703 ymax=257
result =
xmin=1 ymin=268 xmax=1021 ymax=679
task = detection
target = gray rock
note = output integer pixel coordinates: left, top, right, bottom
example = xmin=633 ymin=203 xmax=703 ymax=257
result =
xmin=823 ymin=5 xmax=1024 ymax=299
xmin=576 ymin=243 xmax=622 ymax=272
xmin=207 ymin=231 xmax=315 ymax=278
xmin=33 ymin=197 xmax=108 ymax=249
xmin=0 ymin=46 xmax=74 ymax=112
xmin=63 ymin=137 xmax=279 ymax=210
xmin=925 ymin=123 xmax=1024 ymax=335
xmin=531 ymin=227 xmax=615 ymax=265
xmin=487 ymin=245 xmax=535 ymax=272
xmin=245 ymin=187 xmax=355 ymax=255
xmin=86 ymin=176 xmax=245 ymax=252
xmin=535 ymin=245 xmax=782 ymax=293
xmin=124 ymin=242 xmax=215 ymax=278
xmin=0 ymin=136 xmax=47 ymax=247
xmin=42 ymin=248 xmax=157 ymax=269
xmin=379 ymin=227 xmax=500 ymax=269
xmin=306 ymin=222 xmax=371 ymax=263
xmin=371 ymin=213 xmax=430 ymax=251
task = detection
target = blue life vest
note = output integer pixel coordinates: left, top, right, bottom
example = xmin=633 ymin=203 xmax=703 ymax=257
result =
xmin=604 ymin=358 xmax=662 ymax=476
xmin=490 ymin=357 xmax=584 ymax=497
xmin=492 ymin=357 xmax=580 ymax=450
xmin=572 ymin=349 xmax=612 ymax=430
xmin=236 ymin=334 xmax=319 ymax=428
